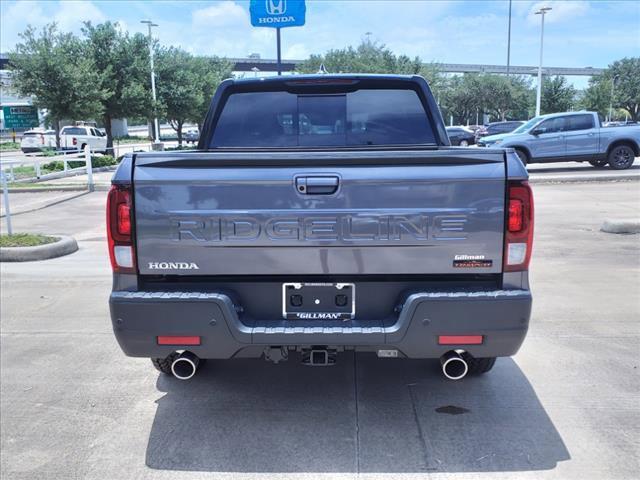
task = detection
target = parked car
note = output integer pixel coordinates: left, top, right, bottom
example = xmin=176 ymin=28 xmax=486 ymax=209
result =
xmin=20 ymin=129 xmax=56 ymax=153
xmin=475 ymin=121 xmax=524 ymax=141
xmin=59 ymin=125 xmax=108 ymax=153
xmin=184 ymin=128 xmax=199 ymax=143
xmin=446 ymin=126 xmax=475 ymax=146
xmin=108 ymin=74 xmax=534 ymax=382
xmin=477 ymin=111 xmax=640 ymax=169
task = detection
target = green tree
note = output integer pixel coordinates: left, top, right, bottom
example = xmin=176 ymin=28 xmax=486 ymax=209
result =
xmin=580 ymin=76 xmax=611 ymax=118
xmin=440 ymin=74 xmax=532 ymax=125
xmin=608 ymin=57 xmax=640 ymax=121
xmin=541 ymin=76 xmax=576 ymax=114
xmin=298 ymin=39 xmax=430 ymax=76
xmin=188 ymin=56 xmax=233 ymax=131
xmin=81 ymin=22 xmax=152 ymax=149
xmin=156 ymin=50 xmax=232 ymax=143
xmin=9 ymin=25 xmax=105 ymax=146
xmin=155 ymin=48 xmax=202 ymax=145
xmin=440 ymin=75 xmax=480 ymax=125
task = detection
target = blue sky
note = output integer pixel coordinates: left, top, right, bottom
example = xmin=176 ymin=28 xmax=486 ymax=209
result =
xmin=2 ymin=0 xmax=639 ymax=87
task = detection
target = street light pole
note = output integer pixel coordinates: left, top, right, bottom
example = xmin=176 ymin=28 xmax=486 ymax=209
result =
xmin=506 ymin=0 xmax=512 ymax=77
xmin=609 ymin=75 xmax=618 ymax=121
xmin=141 ymin=20 xmax=160 ymax=144
xmin=534 ymin=6 xmax=552 ymax=117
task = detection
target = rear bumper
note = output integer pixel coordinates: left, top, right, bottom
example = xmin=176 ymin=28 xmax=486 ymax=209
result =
xmin=110 ymin=289 xmax=532 ymax=359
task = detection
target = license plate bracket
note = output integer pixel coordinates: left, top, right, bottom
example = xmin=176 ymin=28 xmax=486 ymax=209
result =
xmin=282 ymin=283 xmax=355 ymax=320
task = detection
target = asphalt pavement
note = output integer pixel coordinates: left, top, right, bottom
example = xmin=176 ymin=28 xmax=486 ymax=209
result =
xmin=1 ymin=181 xmax=639 ymax=480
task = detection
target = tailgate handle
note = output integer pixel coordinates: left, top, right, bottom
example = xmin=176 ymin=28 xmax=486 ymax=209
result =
xmin=296 ymin=176 xmax=339 ymax=195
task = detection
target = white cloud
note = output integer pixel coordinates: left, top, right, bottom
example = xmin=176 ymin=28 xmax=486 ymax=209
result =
xmin=192 ymin=1 xmax=248 ymax=29
xmin=53 ymin=0 xmax=106 ymax=30
xmin=284 ymin=43 xmax=309 ymax=59
xmin=1 ymin=1 xmax=47 ymax=50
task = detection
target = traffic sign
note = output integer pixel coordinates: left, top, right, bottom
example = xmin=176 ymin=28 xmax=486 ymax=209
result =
xmin=2 ymin=106 xmax=38 ymax=129
xmin=250 ymin=0 xmax=306 ymax=28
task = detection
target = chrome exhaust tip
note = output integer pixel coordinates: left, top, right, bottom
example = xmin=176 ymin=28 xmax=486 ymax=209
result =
xmin=440 ymin=351 xmax=469 ymax=381
xmin=170 ymin=351 xmax=200 ymax=380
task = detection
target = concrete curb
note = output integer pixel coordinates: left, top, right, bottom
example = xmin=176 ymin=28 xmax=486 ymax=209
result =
xmin=601 ymin=219 xmax=640 ymax=234
xmin=529 ymin=173 xmax=640 ymax=184
xmin=0 ymin=235 xmax=78 ymax=262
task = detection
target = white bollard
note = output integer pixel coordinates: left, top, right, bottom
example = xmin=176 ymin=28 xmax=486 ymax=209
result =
xmin=85 ymin=145 xmax=94 ymax=192
xmin=1 ymin=170 xmax=13 ymax=235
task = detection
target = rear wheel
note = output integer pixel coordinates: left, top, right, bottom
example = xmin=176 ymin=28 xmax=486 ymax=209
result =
xmin=459 ymin=139 xmax=469 ymax=147
xmin=589 ymin=158 xmax=608 ymax=168
xmin=462 ymin=353 xmax=496 ymax=375
xmin=514 ymin=148 xmax=528 ymax=166
xmin=151 ymin=352 xmax=179 ymax=375
xmin=608 ymin=144 xmax=635 ymax=170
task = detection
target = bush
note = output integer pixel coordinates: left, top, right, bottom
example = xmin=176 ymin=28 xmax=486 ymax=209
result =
xmin=42 ymin=155 xmax=116 ymax=171
xmin=165 ymin=145 xmax=195 ymax=151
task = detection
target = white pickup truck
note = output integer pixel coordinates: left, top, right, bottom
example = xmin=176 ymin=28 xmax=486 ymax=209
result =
xmin=59 ymin=126 xmax=108 ymax=153
xmin=20 ymin=126 xmax=108 ymax=153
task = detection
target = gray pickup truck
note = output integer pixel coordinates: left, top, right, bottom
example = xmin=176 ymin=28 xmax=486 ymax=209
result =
xmin=477 ymin=111 xmax=640 ymax=169
xmin=108 ymin=75 xmax=534 ymax=381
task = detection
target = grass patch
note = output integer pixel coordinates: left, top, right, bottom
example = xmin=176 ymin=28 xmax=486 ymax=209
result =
xmin=0 ymin=142 xmax=21 ymax=151
xmin=114 ymin=136 xmax=151 ymax=144
xmin=0 ymin=233 xmax=58 ymax=247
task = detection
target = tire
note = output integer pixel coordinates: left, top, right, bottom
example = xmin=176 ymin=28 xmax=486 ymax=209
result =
xmin=514 ymin=148 xmax=529 ymax=165
xmin=589 ymin=158 xmax=608 ymax=168
xmin=459 ymin=139 xmax=469 ymax=147
xmin=151 ymin=352 xmax=180 ymax=375
xmin=608 ymin=144 xmax=636 ymax=170
xmin=462 ymin=353 xmax=496 ymax=375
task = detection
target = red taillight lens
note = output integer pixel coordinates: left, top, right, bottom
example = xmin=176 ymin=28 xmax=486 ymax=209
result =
xmin=107 ymin=185 xmax=135 ymax=273
xmin=504 ymin=181 xmax=534 ymax=272
xmin=508 ymin=199 xmax=524 ymax=232
xmin=72 ymin=137 xmax=77 ymax=146
xmin=117 ymin=203 xmax=131 ymax=236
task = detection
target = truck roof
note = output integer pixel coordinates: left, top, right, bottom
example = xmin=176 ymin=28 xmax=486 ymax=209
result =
xmin=536 ymin=110 xmax=596 ymax=120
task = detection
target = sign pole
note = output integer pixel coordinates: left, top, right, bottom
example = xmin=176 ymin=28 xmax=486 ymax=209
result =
xmin=276 ymin=27 xmax=282 ymax=76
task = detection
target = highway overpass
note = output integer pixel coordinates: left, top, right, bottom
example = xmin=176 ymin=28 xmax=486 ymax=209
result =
xmin=230 ymin=57 xmax=604 ymax=76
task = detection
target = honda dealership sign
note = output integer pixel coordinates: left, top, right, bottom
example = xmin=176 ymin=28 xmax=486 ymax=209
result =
xmin=250 ymin=0 xmax=306 ymax=28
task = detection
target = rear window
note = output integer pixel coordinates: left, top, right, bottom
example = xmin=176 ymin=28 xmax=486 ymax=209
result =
xmin=61 ymin=127 xmax=86 ymax=135
xmin=565 ymin=114 xmax=594 ymax=131
xmin=211 ymin=89 xmax=436 ymax=147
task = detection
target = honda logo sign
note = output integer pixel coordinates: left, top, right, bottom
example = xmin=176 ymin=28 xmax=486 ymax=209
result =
xmin=265 ymin=0 xmax=286 ymax=15
xmin=250 ymin=0 xmax=305 ymax=28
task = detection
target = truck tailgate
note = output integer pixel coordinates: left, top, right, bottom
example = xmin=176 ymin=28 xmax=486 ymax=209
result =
xmin=133 ymin=150 xmax=505 ymax=276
